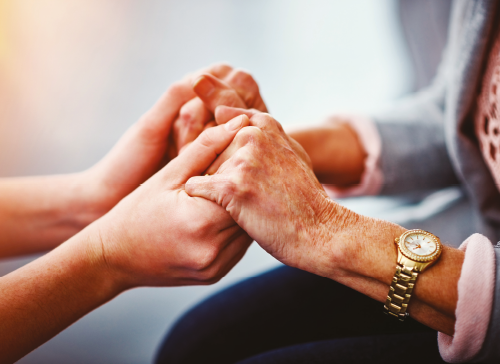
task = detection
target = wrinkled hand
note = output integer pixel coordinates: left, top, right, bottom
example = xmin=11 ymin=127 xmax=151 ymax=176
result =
xmin=185 ymin=110 xmax=338 ymax=274
xmin=88 ymin=116 xmax=252 ymax=288
xmin=204 ymin=106 xmax=312 ymax=174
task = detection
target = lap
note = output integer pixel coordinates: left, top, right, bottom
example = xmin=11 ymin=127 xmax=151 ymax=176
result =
xmin=155 ymin=266 xmax=436 ymax=364
xmin=236 ymin=332 xmax=444 ymax=364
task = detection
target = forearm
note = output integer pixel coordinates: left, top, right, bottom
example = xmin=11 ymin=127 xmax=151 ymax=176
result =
xmin=288 ymin=121 xmax=366 ymax=187
xmin=307 ymin=202 xmax=463 ymax=336
xmin=0 ymin=174 xmax=101 ymax=257
xmin=0 ymin=226 xmax=122 ymax=363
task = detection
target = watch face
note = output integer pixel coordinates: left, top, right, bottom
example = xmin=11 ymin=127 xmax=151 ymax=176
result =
xmin=403 ymin=233 xmax=437 ymax=256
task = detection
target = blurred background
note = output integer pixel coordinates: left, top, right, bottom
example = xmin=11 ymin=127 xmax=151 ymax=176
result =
xmin=0 ymin=0 xmax=456 ymax=363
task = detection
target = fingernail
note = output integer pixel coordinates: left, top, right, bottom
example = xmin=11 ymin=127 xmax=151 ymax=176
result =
xmin=193 ymin=76 xmax=215 ymax=97
xmin=225 ymin=115 xmax=244 ymax=131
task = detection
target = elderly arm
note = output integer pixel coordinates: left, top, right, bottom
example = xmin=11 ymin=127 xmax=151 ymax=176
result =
xmin=186 ymin=110 xmax=466 ymax=336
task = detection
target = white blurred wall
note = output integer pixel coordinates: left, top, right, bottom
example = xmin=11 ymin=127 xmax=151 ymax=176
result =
xmin=0 ymin=1 xmax=412 ymax=363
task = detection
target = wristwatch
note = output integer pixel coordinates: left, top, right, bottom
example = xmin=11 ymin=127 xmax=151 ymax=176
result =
xmin=384 ymin=229 xmax=442 ymax=321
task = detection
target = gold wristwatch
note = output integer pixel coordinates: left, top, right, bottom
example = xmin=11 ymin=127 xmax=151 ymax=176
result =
xmin=384 ymin=229 xmax=442 ymax=321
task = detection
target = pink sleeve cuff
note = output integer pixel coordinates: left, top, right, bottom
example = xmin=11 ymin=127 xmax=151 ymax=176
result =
xmin=322 ymin=114 xmax=384 ymax=199
xmin=438 ymin=234 xmax=496 ymax=362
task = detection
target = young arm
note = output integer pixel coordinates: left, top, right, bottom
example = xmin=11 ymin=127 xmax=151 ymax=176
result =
xmin=0 ymin=119 xmax=252 ymax=364
xmin=0 ymin=64 xmax=265 ymax=259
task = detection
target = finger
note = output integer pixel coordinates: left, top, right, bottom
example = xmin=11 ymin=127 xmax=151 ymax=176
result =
xmin=205 ymin=62 xmax=234 ymax=80
xmin=95 ymin=79 xmax=196 ymax=184
xmin=184 ymin=62 xmax=234 ymax=83
xmin=205 ymin=144 xmax=238 ymax=175
xmin=215 ymin=106 xmax=283 ymax=133
xmin=165 ymin=115 xmax=250 ymax=183
xmin=223 ymin=69 xmax=268 ymax=112
xmin=178 ymin=142 xmax=191 ymax=154
xmin=215 ymin=106 xmax=259 ymax=125
xmin=204 ymin=126 xmax=261 ymax=175
xmin=193 ymin=74 xmax=247 ymax=112
xmin=177 ymin=119 xmax=218 ymax=154
xmin=175 ymin=97 xmax=212 ymax=152
xmin=199 ymin=233 xmax=253 ymax=284
xmin=185 ymin=171 xmax=234 ymax=207
xmin=203 ymin=120 xmax=217 ymax=131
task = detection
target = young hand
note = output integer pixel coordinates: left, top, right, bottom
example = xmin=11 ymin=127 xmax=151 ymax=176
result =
xmin=87 ymin=116 xmax=253 ymax=288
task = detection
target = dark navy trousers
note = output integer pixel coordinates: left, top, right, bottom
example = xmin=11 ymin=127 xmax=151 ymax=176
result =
xmin=155 ymin=266 xmax=447 ymax=364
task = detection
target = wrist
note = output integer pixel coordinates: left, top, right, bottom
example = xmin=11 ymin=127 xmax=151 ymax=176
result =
xmin=70 ymin=170 xmax=117 ymax=227
xmin=68 ymin=224 xmax=130 ymax=294
xmin=307 ymin=199 xmax=405 ymax=286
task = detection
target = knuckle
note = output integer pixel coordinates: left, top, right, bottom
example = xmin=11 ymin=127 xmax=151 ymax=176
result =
xmin=183 ymin=214 xmax=212 ymax=238
xmin=231 ymin=172 xmax=252 ymax=198
xmin=252 ymin=113 xmax=282 ymax=132
xmin=230 ymin=69 xmax=257 ymax=87
xmin=179 ymin=106 xmax=196 ymax=125
xmin=228 ymin=69 xmax=260 ymax=105
xmin=198 ymin=127 xmax=217 ymax=148
xmin=216 ymin=90 xmax=241 ymax=107
xmin=200 ymin=264 xmax=224 ymax=283
xmin=192 ymin=246 xmax=219 ymax=271
xmin=237 ymin=126 xmax=263 ymax=140
xmin=210 ymin=63 xmax=233 ymax=77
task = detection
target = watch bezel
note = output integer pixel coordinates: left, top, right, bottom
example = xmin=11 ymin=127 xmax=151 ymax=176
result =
xmin=397 ymin=229 xmax=442 ymax=263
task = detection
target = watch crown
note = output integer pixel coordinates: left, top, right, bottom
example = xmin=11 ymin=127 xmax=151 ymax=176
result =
xmin=395 ymin=238 xmax=400 ymax=243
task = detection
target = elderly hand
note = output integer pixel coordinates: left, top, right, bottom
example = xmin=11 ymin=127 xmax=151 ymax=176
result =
xmin=87 ymin=116 xmax=252 ymax=287
xmin=184 ymin=110 xmax=333 ymax=275
xmin=184 ymin=110 xmax=467 ymax=337
xmin=204 ymin=106 xmax=312 ymax=173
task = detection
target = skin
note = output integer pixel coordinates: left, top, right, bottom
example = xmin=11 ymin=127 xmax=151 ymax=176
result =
xmin=287 ymin=118 xmax=366 ymax=187
xmin=185 ymin=108 xmax=465 ymax=337
xmin=0 ymin=118 xmax=253 ymax=364
xmin=0 ymin=64 xmax=268 ymax=363
xmin=0 ymin=63 xmax=267 ymax=258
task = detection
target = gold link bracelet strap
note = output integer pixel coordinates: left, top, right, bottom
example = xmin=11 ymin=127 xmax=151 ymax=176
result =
xmin=384 ymin=264 xmax=418 ymax=321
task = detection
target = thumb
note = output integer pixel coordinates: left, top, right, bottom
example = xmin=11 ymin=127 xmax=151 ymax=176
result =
xmin=184 ymin=174 xmax=227 ymax=207
xmin=165 ymin=115 xmax=249 ymax=182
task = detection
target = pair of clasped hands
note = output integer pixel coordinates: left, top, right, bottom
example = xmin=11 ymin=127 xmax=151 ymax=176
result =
xmin=84 ymin=63 xmax=330 ymax=290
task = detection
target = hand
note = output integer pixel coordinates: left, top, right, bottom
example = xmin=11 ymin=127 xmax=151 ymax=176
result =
xmin=184 ymin=111 xmax=332 ymax=274
xmin=205 ymin=106 xmax=312 ymax=174
xmin=77 ymin=64 xmax=266 ymax=227
xmin=88 ymin=116 xmax=253 ymax=287
xmin=172 ymin=66 xmax=268 ymax=154
xmin=183 ymin=111 xmax=466 ymax=337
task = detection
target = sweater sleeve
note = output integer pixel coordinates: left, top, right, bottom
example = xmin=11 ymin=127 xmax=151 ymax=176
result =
xmin=438 ymin=234 xmax=496 ymax=363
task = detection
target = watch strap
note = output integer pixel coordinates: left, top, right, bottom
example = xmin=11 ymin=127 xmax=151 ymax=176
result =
xmin=384 ymin=264 xmax=418 ymax=321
